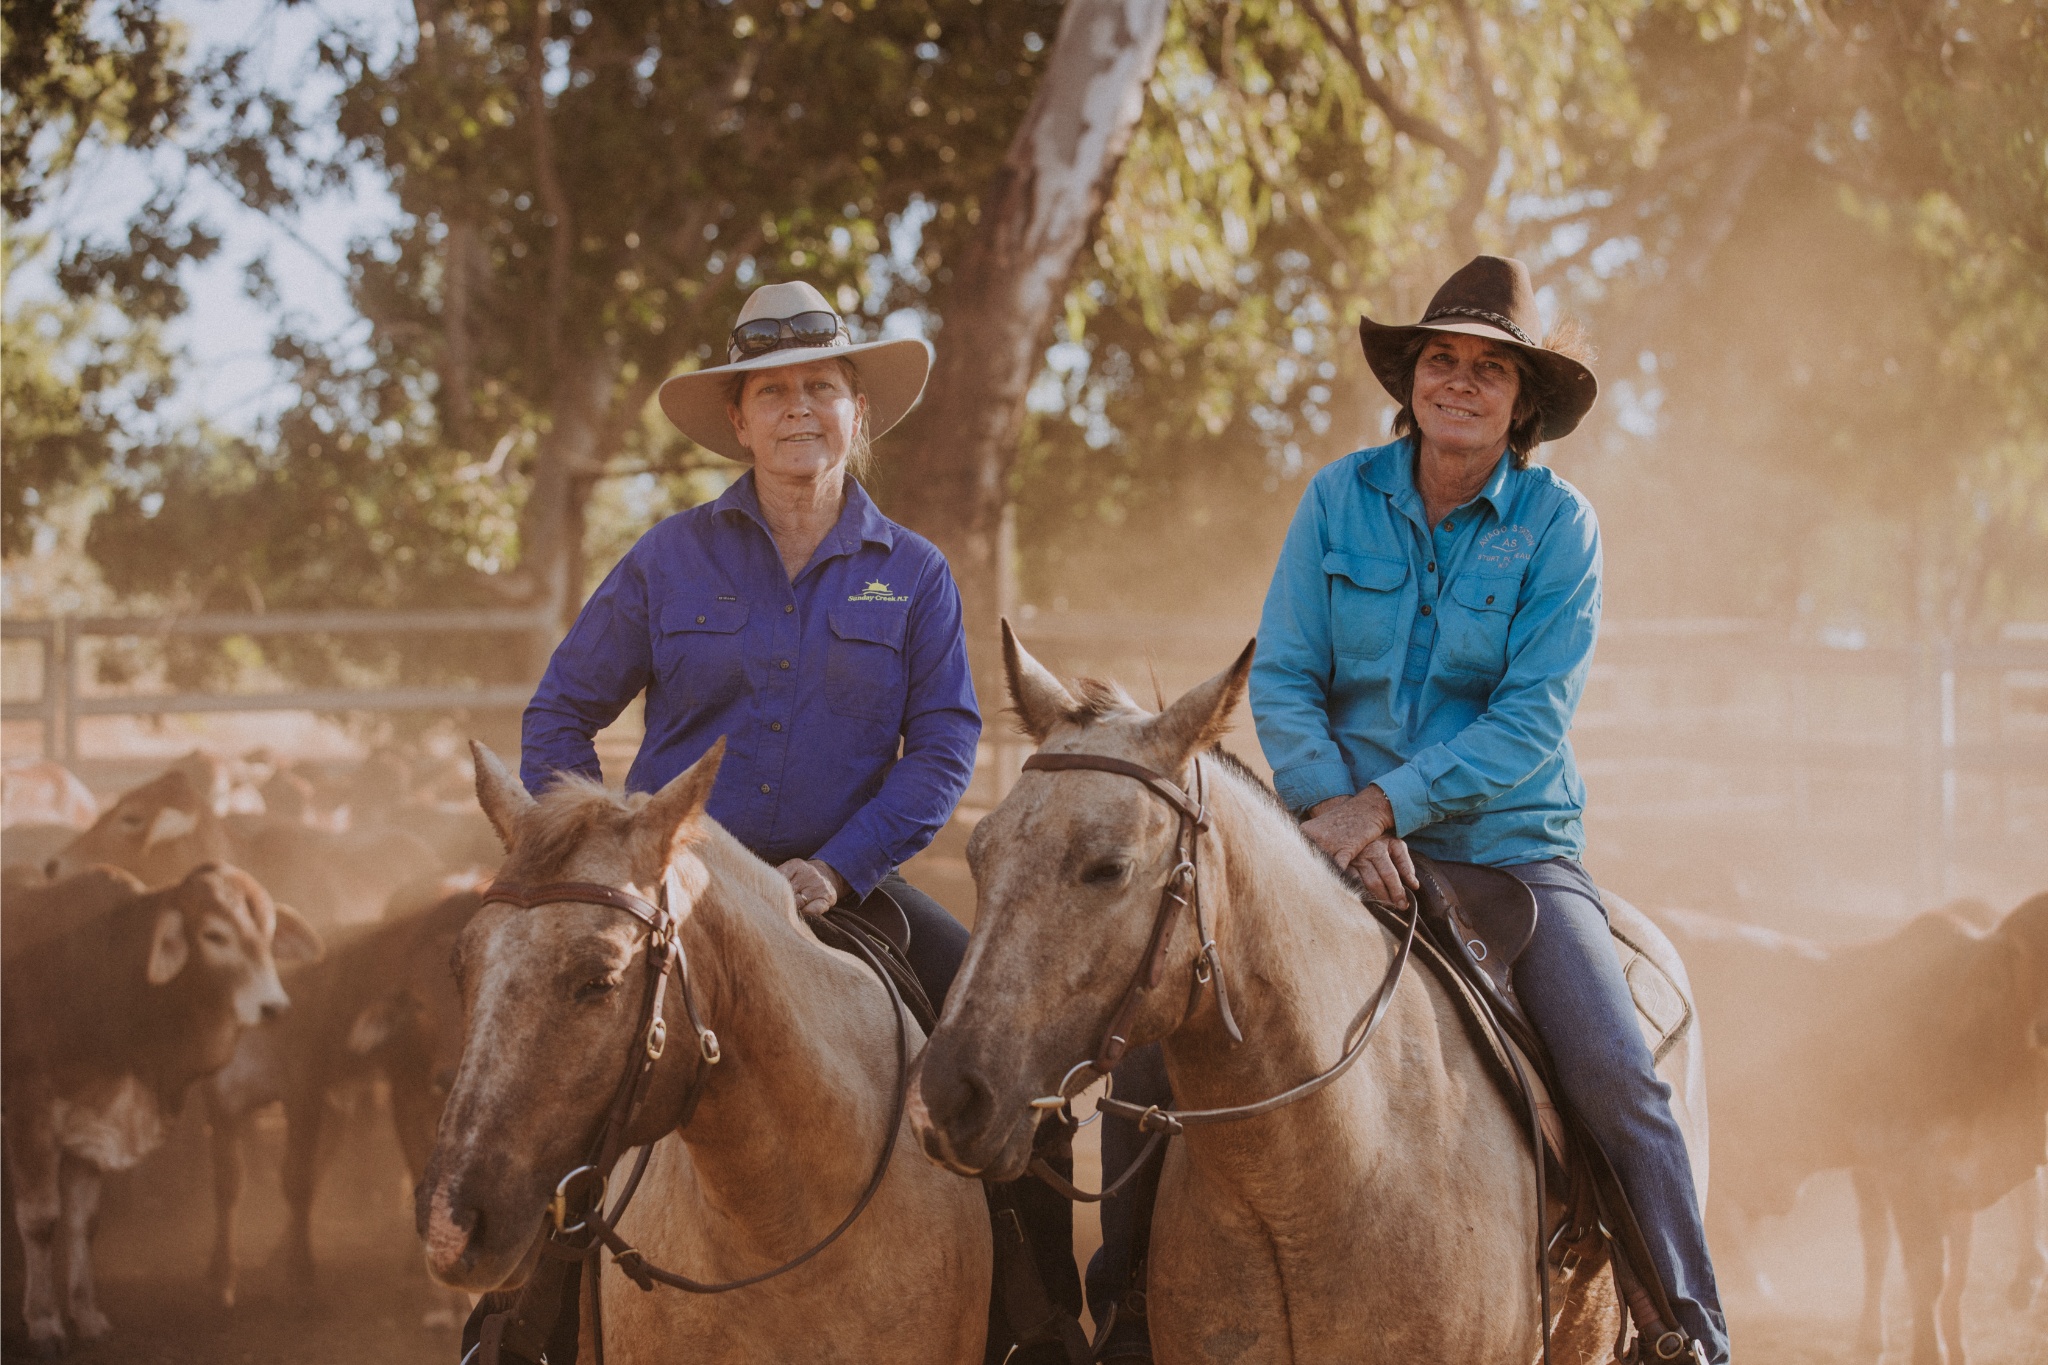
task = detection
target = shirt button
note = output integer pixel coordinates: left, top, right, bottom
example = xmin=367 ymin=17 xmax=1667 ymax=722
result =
xmin=1443 ymin=519 xmax=1454 ymax=530
xmin=1426 ymin=561 xmax=1436 ymax=573
xmin=1420 ymin=604 xmax=1433 ymax=617
xmin=1485 ymin=594 xmax=1496 ymax=605
xmin=779 ymin=659 xmax=791 ymax=669
xmin=759 ymin=783 xmax=772 ymax=794
xmin=784 ymin=604 xmax=794 ymax=613
xmin=695 ymin=614 xmax=706 ymax=624
xmin=770 ymin=721 xmax=783 ymax=731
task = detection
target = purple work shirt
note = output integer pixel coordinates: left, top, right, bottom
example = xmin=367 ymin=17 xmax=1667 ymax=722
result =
xmin=521 ymin=471 xmax=980 ymax=896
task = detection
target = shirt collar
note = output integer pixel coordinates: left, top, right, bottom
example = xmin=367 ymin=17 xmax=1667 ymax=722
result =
xmin=713 ymin=470 xmax=896 ymax=555
xmin=1358 ymin=438 xmax=1516 ymax=521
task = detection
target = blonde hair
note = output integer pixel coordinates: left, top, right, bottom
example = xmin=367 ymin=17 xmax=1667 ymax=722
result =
xmin=723 ymin=358 xmax=874 ymax=479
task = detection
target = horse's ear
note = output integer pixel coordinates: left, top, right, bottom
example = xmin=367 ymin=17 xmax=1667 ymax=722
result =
xmin=632 ymin=738 xmax=725 ymax=879
xmin=1004 ymin=619 xmax=1079 ymax=743
xmin=470 ymin=741 xmax=536 ymax=851
xmin=1146 ymin=639 xmax=1256 ymax=764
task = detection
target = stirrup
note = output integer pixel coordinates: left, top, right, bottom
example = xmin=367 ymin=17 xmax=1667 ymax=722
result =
xmin=1620 ymin=1327 xmax=1708 ymax=1365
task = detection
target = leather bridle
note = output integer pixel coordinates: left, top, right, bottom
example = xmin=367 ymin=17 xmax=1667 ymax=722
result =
xmin=1014 ymin=752 xmax=1418 ymax=1203
xmin=476 ymin=866 xmax=912 ymax=1312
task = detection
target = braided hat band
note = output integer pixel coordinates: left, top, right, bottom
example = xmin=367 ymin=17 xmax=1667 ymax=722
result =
xmin=1357 ymin=254 xmax=1598 ymax=443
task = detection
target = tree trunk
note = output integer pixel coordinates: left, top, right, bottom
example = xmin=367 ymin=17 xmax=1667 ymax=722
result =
xmin=887 ymin=0 xmax=1169 ymax=673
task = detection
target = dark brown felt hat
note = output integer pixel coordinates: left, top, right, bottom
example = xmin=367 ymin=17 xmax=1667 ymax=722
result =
xmin=1358 ymin=255 xmax=1598 ymax=441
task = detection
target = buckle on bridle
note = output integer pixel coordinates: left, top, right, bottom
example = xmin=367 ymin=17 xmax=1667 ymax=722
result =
xmin=645 ymin=1016 xmax=668 ymax=1060
xmin=550 ymin=1164 xmax=607 ymax=1235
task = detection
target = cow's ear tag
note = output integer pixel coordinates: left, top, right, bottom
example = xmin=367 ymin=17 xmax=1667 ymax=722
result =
xmin=146 ymin=909 xmax=190 ymax=984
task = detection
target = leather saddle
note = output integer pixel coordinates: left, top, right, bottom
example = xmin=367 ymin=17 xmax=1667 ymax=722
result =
xmin=810 ymin=886 xmax=936 ymax=1034
xmin=1400 ymin=853 xmax=1699 ymax=1362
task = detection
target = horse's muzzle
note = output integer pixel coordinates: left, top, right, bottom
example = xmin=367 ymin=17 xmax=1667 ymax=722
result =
xmin=910 ymin=1047 xmax=1039 ymax=1180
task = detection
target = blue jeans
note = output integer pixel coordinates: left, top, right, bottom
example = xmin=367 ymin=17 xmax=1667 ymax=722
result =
xmin=1508 ymin=858 xmax=1729 ymax=1362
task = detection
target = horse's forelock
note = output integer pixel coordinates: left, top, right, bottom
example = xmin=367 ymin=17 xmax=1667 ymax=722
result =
xmin=501 ymin=777 xmax=647 ymax=881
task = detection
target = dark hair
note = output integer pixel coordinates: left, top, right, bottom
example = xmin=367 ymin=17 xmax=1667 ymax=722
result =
xmin=722 ymin=358 xmax=873 ymax=477
xmin=1389 ymin=319 xmax=1594 ymax=468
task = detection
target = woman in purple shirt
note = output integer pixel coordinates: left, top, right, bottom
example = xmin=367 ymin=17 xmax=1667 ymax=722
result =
xmin=520 ymin=281 xmax=1080 ymax=1362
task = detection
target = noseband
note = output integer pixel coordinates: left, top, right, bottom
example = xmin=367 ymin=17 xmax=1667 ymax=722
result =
xmin=1014 ymin=752 xmax=1418 ymax=1203
xmin=474 ymin=867 xmax=912 ymax=1308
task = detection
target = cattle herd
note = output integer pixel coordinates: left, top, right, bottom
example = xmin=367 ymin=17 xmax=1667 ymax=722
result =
xmin=0 ymin=748 xmax=2043 ymax=1363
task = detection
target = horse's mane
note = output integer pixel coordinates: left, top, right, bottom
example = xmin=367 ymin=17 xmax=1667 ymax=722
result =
xmin=1201 ymin=744 xmax=1363 ymax=893
xmin=1048 ymin=677 xmax=1364 ymax=895
xmin=503 ymin=774 xmax=793 ymax=924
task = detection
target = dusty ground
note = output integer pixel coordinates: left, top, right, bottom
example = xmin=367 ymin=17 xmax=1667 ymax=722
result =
xmin=4 ymin=1093 xmax=2045 ymax=1363
xmin=3 ymin=823 xmax=2042 ymax=1363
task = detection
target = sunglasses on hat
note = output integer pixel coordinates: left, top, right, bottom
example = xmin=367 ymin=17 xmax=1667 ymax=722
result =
xmin=727 ymin=310 xmax=848 ymax=363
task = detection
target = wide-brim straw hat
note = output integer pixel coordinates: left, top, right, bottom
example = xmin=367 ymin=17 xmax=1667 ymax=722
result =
xmin=1357 ymin=255 xmax=1598 ymax=442
xmin=657 ymin=281 xmax=933 ymax=463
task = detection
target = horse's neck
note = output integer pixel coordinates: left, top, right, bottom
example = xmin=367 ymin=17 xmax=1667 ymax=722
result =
xmin=1159 ymin=766 xmax=1420 ymax=1184
xmin=664 ymin=836 xmax=897 ymax=1225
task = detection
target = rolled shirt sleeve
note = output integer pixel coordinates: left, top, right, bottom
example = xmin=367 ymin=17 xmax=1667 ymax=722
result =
xmin=813 ymin=556 xmax=980 ymax=897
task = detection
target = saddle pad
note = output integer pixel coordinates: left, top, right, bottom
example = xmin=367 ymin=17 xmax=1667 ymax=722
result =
xmin=1609 ymin=918 xmax=1691 ymax=1065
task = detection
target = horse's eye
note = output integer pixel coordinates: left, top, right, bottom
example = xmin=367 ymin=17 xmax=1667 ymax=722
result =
xmin=575 ymin=975 xmax=621 ymax=1003
xmin=1081 ymin=861 xmax=1128 ymax=887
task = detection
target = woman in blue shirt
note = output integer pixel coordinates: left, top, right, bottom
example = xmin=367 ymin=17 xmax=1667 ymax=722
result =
xmin=521 ymin=281 xmax=1079 ymax=1362
xmin=1250 ymin=257 xmax=1728 ymax=1363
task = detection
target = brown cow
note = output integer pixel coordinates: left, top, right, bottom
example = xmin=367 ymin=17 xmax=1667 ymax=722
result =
xmin=1 ymin=864 xmax=322 ymax=1355
xmin=201 ymin=879 xmax=484 ymax=1310
xmin=1665 ymin=898 xmax=2047 ymax=1365
xmin=48 ymin=765 xmax=444 ymax=928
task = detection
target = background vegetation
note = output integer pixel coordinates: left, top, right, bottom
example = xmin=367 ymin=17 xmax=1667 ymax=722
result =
xmin=5 ymin=0 xmax=2045 ymax=692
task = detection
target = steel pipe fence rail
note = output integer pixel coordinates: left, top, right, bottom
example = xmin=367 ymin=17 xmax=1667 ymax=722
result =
xmin=1 ymin=609 xmax=554 ymax=763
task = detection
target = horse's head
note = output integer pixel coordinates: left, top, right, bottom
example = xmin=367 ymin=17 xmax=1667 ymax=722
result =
xmin=913 ymin=624 xmax=1253 ymax=1179
xmin=416 ymin=740 xmax=724 ymax=1291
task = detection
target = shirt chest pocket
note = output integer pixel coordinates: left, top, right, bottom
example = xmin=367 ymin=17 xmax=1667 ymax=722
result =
xmin=1438 ymin=574 xmax=1520 ymax=681
xmin=1324 ymin=551 xmax=1408 ymax=661
xmin=656 ymin=600 xmax=750 ymax=707
xmin=826 ymin=608 xmax=909 ymax=725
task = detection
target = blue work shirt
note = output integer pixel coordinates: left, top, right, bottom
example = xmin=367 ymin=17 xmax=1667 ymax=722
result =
xmin=521 ymin=471 xmax=980 ymax=897
xmin=1249 ymin=439 xmax=1601 ymax=867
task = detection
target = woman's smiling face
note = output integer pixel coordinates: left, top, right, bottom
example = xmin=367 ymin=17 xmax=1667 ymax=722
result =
xmin=1410 ymin=332 xmax=1522 ymax=458
xmin=728 ymin=358 xmax=866 ymax=481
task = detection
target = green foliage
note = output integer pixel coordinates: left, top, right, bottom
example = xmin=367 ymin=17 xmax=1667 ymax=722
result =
xmin=94 ymin=0 xmax=1066 ymax=623
xmin=1009 ymin=0 xmax=2048 ymax=633
xmin=10 ymin=0 xmax=2043 ymax=662
xmin=1 ymin=0 xmax=189 ymax=219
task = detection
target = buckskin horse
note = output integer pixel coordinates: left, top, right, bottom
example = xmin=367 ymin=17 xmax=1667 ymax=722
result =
xmin=416 ymin=742 xmax=990 ymax=1363
xmin=912 ymin=628 xmax=1708 ymax=1364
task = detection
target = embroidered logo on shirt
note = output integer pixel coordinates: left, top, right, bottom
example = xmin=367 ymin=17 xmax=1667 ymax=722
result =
xmin=1472 ymin=524 xmax=1537 ymax=570
xmin=849 ymin=580 xmax=909 ymax=603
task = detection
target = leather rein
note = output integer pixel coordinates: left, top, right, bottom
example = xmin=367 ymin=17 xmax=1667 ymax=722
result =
xmin=1016 ymin=752 xmax=1419 ymax=1203
xmin=478 ymin=868 xmax=913 ymax=1299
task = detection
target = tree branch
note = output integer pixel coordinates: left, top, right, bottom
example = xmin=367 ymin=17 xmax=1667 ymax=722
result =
xmin=526 ymin=0 xmax=573 ymax=374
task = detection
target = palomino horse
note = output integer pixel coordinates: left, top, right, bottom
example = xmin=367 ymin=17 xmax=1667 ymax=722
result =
xmin=418 ymin=742 xmax=990 ymax=1362
xmin=913 ymin=629 xmax=1708 ymax=1364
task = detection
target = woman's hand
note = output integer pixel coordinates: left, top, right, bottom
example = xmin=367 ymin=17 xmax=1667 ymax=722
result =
xmin=778 ymin=858 xmax=849 ymax=916
xmin=1348 ymin=835 xmax=1418 ymax=908
xmin=1300 ymin=786 xmax=1397 ymax=869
